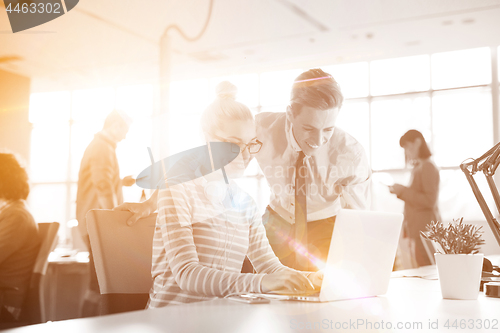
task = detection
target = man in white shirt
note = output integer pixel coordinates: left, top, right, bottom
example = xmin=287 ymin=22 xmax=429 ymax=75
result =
xmin=254 ymin=68 xmax=371 ymax=271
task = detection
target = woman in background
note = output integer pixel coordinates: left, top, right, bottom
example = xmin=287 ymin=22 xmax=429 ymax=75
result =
xmin=0 ymin=153 xmax=40 ymax=323
xmin=389 ymin=130 xmax=440 ymax=267
xmin=117 ymin=82 xmax=322 ymax=308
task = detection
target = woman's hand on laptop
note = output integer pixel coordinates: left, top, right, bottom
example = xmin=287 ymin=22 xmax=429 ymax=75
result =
xmin=261 ymin=271 xmax=315 ymax=293
xmin=308 ymin=270 xmax=323 ymax=289
xmin=113 ymin=190 xmax=158 ymax=226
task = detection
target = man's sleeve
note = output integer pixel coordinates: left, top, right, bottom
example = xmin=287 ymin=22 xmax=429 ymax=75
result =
xmin=89 ymin=145 xmax=118 ymax=208
xmin=339 ymin=149 xmax=372 ymax=210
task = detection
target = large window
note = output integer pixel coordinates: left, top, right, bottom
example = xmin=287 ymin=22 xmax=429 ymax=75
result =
xmin=366 ymin=47 xmax=495 ymax=222
xmin=28 ymin=85 xmax=154 ymax=242
xmin=432 ymin=87 xmax=492 ymax=167
xmin=28 ymin=46 xmax=498 ymax=245
xmin=370 ymin=55 xmax=430 ymax=96
xmin=370 ymin=93 xmax=431 ymax=170
xmin=167 ymin=46 xmax=497 ymax=222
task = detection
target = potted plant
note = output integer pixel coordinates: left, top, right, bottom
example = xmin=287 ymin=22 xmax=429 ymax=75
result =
xmin=421 ymin=218 xmax=485 ymax=300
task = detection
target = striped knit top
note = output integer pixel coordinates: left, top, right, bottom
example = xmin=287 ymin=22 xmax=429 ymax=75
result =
xmin=147 ymin=175 xmax=299 ymax=308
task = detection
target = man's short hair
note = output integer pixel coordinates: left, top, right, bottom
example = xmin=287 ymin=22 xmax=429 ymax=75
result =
xmin=103 ymin=110 xmax=132 ymax=130
xmin=0 ymin=152 xmax=29 ymax=201
xmin=290 ymin=68 xmax=343 ymax=115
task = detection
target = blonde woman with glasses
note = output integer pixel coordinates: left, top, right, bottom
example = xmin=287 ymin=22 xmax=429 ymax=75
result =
xmin=116 ymin=82 xmax=322 ymax=307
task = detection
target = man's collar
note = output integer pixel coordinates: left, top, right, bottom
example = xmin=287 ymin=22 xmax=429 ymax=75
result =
xmin=286 ymin=118 xmax=314 ymax=160
xmin=285 ymin=116 xmax=302 ymax=153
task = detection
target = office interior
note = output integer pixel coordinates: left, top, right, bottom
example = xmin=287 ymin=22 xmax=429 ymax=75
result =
xmin=1 ymin=0 xmax=500 ymax=326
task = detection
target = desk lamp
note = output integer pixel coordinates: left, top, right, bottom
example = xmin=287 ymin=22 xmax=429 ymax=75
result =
xmin=461 ymin=141 xmax=500 ymax=298
xmin=460 ymin=141 xmax=500 ymax=246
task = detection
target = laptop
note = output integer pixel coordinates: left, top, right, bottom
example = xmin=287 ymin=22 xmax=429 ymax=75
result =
xmin=263 ymin=209 xmax=403 ymax=302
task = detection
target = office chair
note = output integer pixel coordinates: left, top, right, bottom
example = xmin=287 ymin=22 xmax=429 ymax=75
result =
xmin=20 ymin=222 xmax=60 ymax=324
xmin=86 ymin=209 xmax=156 ymax=314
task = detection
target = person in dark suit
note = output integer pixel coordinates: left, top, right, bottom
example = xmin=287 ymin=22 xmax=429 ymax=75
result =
xmin=389 ymin=130 xmax=441 ymax=267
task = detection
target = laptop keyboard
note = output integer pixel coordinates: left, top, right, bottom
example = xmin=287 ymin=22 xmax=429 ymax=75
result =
xmin=273 ymin=290 xmax=320 ymax=297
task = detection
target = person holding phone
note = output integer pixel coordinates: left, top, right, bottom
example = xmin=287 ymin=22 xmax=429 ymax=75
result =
xmin=389 ymin=130 xmax=441 ymax=267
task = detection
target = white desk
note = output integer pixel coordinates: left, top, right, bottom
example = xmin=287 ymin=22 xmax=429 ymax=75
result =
xmin=5 ymin=266 xmax=500 ymax=333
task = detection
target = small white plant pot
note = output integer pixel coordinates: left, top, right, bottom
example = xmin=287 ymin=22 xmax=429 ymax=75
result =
xmin=434 ymin=253 xmax=483 ymax=300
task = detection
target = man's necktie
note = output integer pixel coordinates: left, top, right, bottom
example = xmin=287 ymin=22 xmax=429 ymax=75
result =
xmin=294 ymin=150 xmax=308 ymax=270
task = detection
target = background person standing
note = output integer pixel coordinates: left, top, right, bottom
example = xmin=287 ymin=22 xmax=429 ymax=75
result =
xmin=390 ymin=129 xmax=441 ymax=267
xmin=76 ymin=110 xmax=134 ymax=316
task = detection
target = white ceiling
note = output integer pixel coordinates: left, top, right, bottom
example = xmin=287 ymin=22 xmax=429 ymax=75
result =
xmin=1 ymin=0 xmax=500 ymax=92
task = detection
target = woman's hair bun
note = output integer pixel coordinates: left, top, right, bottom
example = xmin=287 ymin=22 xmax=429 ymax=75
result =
xmin=216 ymin=81 xmax=237 ymax=100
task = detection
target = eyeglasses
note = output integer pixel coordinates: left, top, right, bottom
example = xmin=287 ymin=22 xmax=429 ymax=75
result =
xmin=211 ymin=135 xmax=263 ymax=154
